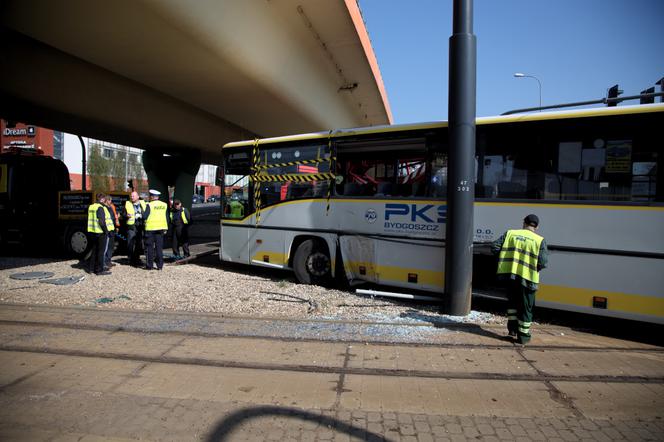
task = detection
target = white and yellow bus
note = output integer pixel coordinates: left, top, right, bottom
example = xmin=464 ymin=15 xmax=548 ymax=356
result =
xmin=220 ymin=103 xmax=664 ymax=324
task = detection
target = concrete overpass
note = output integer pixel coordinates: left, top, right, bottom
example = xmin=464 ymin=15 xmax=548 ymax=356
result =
xmin=0 ymin=0 xmax=391 ymax=201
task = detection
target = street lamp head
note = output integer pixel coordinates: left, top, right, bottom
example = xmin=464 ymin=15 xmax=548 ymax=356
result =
xmin=513 ymin=73 xmax=542 ymax=111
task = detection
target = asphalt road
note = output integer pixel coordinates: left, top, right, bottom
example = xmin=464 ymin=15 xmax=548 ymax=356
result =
xmin=188 ymin=202 xmax=221 ymax=244
xmin=191 ymin=202 xmax=222 ymax=223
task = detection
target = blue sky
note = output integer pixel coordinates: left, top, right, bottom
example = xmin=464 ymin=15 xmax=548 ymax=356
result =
xmin=358 ymin=0 xmax=664 ymax=123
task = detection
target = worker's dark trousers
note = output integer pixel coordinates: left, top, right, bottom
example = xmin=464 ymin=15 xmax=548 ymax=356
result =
xmin=105 ymin=231 xmax=115 ymax=267
xmin=172 ymin=225 xmax=190 ymax=257
xmin=87 ymin=233 xmax=108 ymax=274
xmin=126 ymin=227 xmax=144 ymax=265
xmin=506 ymin=279 xmax=537 ymax=344
xmin=144 ymin=231 xmax=164 ymax=270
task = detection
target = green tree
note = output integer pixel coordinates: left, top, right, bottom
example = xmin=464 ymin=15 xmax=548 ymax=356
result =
xmin=87 ymin=145 xmax=111 ymax=191
xmin=87 ymin=144 xmax=146 ymax=192
xmin=127 ymin=154 xmax=146 ymax=193
xmin=110 ymin=150 xmax=127 ymax=191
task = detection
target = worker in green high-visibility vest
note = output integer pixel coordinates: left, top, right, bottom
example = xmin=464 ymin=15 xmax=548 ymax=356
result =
xmin=492 ymin=214 xmax=548 ymax=345
xmin=228 ymin=193 xmax=244 ymax=219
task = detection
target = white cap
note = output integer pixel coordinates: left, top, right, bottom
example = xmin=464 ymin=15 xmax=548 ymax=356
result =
xmin=148 ymin=189 xmax=161 ymax=196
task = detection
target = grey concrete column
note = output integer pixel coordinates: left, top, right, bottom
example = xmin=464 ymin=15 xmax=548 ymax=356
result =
xmin=141 ymin=149 xmax=201 ymax=211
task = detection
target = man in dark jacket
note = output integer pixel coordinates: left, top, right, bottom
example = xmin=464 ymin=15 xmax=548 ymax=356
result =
xmin=492 ymin=214 xmax=548 ymax=345
xmin=103 ymin=197 xmax=120 ymax=269
xmin=87 ymin=193 xmax=112 ymax=275
xmin=170 ymin=199 xmax=191 ymax=259
xmin=123 ymin=191 xmax=146 ymax=267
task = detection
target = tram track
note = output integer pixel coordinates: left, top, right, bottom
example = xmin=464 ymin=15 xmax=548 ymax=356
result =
xmin=1 ymin=341 xmax=662 ymax=385
xmin=1 ymin=317 xmax=663 ymax=386
xmin=0 ymin=317 xmax=661 ymax=353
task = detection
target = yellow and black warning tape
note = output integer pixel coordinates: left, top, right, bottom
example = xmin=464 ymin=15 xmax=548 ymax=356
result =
xmin=252 ymin=157 xmax=335 ymax=171
xmin=250 ymin=172 xmax=335 ymax=183
xmin=252 ymin=139 xmax=262 ymax=225
xmin=326 ymin=131 xmax=335 ymax=215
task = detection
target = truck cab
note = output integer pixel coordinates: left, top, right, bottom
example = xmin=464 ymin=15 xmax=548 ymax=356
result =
xmin=0 ymin=150 xmax=70 ymax=252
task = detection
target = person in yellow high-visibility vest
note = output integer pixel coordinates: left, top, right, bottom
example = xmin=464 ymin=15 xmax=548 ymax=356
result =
xmin=143 ymin=189 xmax=170 ymax=270
xmin=86 ymin=193 xmax=113 ymax=275
xmin=123 ymin=191 xmax=147 ymax=267
xmin=228 ymin=194 xmax=244 ymax=219
xmin=492 ymin=214 xmax=548 ymax=345
xmin=169 ymin=199 xmax=191 ymax=259
xmin=103 ymin=197 xmax=120 ymax=269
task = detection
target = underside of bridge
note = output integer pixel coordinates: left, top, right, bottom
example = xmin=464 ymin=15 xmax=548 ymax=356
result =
xmin=0 ymin=0 xmax=391 ymax=203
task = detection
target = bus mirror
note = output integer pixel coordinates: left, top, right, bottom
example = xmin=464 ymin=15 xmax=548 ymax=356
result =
xmin=335 ymin=175 xmax=344 ymax=185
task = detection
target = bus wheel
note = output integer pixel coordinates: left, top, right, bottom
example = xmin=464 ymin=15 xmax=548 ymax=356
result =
xmin=65 ymin=226 xmax=89 ymax=259
xmin=293 ymin=239 xmax=331 ymax=285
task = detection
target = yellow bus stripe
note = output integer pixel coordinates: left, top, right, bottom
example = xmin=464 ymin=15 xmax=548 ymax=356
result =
xmin=241 ymin=251 xmax=662 ymax=318
xmin=538 ymin=285 xmax=664 ymax=317
xmin=345 ymin=261 xmax=444 ymax=288
xmin=224 ymin=105 xmax=664 ymax=149
xmin=251 ymin=252 xmax=288 ymax=265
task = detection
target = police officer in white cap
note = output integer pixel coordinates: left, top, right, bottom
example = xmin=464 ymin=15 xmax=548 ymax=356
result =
xmin=143 ymin=189 xmax=170 ymax=270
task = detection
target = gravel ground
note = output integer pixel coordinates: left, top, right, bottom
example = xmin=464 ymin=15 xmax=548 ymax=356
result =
xmin=0 ymin=255 xmax=506 ymax=326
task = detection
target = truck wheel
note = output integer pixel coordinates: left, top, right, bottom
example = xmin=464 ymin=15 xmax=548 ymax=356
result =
xmin=65 ymin=226 xmax=89 ymax=258
xmin=293 ymin=239 xmax=331 ymax=286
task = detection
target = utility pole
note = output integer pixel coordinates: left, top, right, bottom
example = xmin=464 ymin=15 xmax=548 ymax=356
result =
xmin=443 ymin=0 xmax=476 ymax=316
xmin=78 ymin=135 xmax=87 ymax=191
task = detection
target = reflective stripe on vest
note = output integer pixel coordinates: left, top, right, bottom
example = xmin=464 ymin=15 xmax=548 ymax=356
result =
xmin=497 ymin=229 xmax=543 ymax=283
xmin=145 ymin=200 xmax=168 ymax=231
xmin=124 ymin=200 xmax=146 ymax=226
xmin=169 ymin=209 xmax=189 ymax=225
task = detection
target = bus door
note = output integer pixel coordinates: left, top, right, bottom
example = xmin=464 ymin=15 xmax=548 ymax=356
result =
xmin=220 ymin=149 xmax=251 ymax=263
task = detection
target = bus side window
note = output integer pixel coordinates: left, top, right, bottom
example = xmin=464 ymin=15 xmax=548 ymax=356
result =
xmin=429 ymin=153 xmax=447 ymax=198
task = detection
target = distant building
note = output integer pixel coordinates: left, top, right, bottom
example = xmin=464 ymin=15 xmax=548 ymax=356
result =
xmin=1 ymin=120 xmax=53 ymax=156
xmin=1 ymin=119 xmax=220 ymax=196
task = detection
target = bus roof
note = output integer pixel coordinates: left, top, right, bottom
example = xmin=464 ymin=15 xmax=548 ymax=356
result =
xmin=222 ymin=102 xmax=664 ymax=149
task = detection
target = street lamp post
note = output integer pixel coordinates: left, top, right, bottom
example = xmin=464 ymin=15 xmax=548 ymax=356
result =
xmin=514 ymin=72 xmax=542 ymax=110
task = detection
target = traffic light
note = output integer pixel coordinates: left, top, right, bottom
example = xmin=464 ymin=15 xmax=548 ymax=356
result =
xmin=127 ymin=179 xmax=134 ymax=190
xmin=607 ymin=84 xmax=622 ymax=106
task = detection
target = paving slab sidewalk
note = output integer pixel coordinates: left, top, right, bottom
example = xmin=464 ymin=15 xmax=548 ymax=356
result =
xmin=0 ymin=303 xmax=662 ymax=441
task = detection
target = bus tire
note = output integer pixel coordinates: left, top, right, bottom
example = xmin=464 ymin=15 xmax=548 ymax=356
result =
xmin=293 ymin=239 xmax=331 ymax=286
xmin=65 ymin=225 xmax=89 ymax=259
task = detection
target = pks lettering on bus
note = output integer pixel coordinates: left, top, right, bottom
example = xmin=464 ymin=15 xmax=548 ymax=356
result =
xmin=384 ymin=203 xmax=446 ymax=223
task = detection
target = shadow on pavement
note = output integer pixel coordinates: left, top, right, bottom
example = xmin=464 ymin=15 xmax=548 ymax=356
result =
xmin=205 ymin=405 xmax=386 ymax=442
xmin=397 ymin=308 xmax=512 ymax=343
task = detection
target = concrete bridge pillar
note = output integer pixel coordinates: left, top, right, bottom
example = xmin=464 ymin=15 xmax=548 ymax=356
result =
xmin=141 ymin=150 xmax=201 ymax=211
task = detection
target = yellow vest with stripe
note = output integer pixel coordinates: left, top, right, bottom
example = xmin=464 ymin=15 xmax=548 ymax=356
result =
xmin=169 ymin=209 xmax=189 ymax=224
xmin=124 ymin=200 xmax=146 ymax=226
xmin=87 ymin=203 xmax=113 ymax=234
xmin=497 ymin=229 xmax=544 ymax=283
xmin=145 ymin=200 xmax=168 ymax=231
